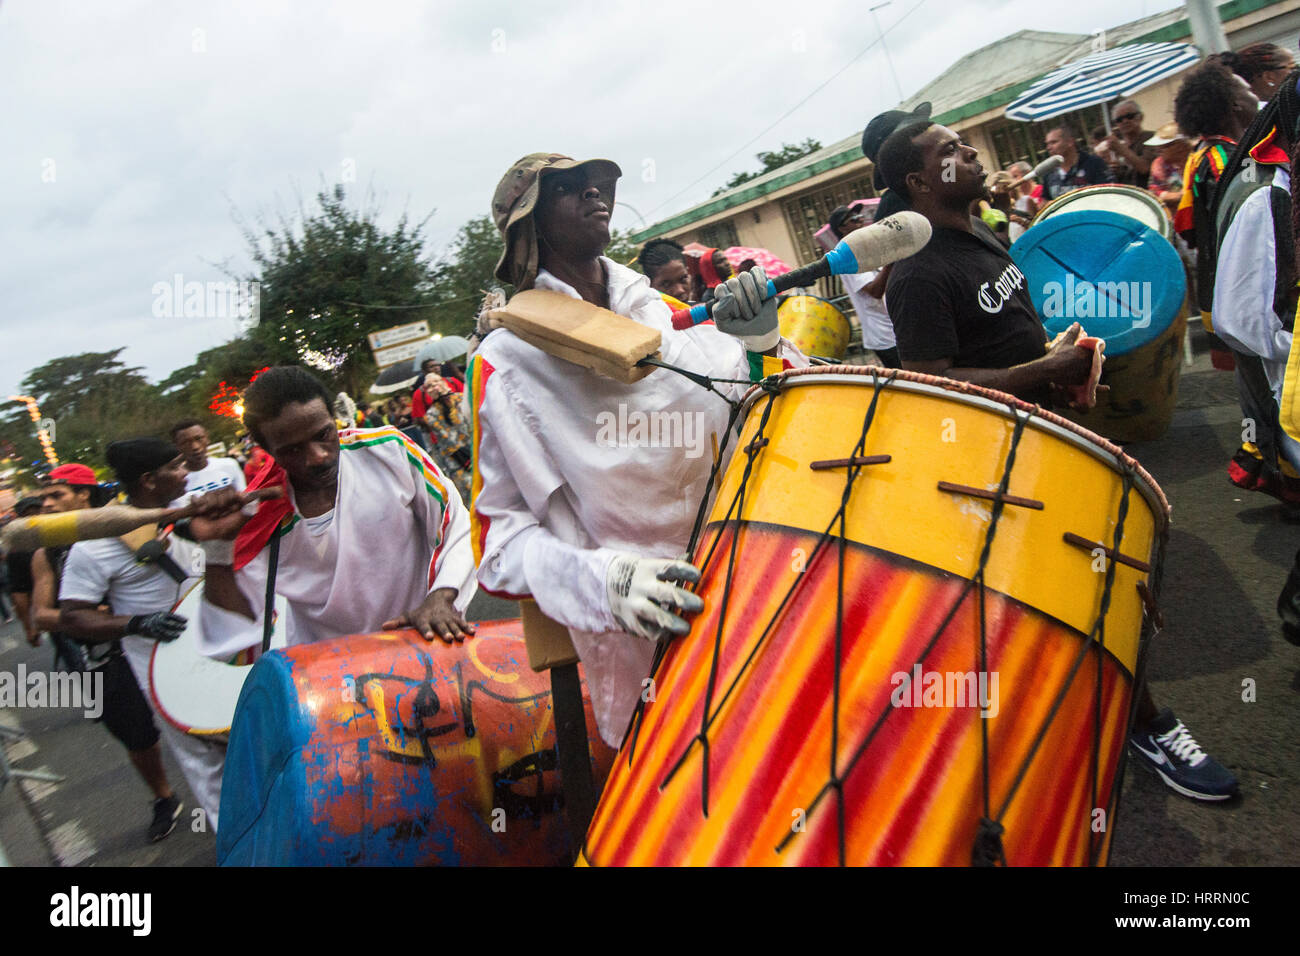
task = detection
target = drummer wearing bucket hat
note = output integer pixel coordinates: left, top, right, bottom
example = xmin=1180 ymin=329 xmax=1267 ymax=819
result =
xmin=470 ymin=152 xmax=808 ymax=748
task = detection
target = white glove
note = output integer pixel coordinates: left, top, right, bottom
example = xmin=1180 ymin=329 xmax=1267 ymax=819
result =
xmin=605 ymin=552 xmax=704 ymax=642
xmin=712 ymin=266 xmax=780 ymax=352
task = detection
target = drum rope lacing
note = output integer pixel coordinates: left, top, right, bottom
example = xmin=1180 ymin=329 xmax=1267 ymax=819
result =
xmin=620 ymin=366 xmax=783 ymax=768
xmin=773 ymin=395 xmax=1033 ymax=865
xmin=658 ymin=371 xmax=899 ymax=841
xmin=616 ymin=364 xmax=1163 ymax=866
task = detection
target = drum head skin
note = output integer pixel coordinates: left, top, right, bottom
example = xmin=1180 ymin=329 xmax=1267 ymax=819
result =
xmin=150 ymin=582 xmax=288 ymax=735
xmin=777 ymin=294 xmax=851 ymax=360
xmin=1010 ymin=209 xmax=1186 ymax=356
xmin=1032 ymin=184 xmax=1171 ymax=238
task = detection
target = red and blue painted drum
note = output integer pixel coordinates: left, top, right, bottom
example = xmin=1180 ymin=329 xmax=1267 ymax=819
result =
xmin=582 ymin=368 xmax=1168 ymax=866
xmin=218 ymin=620 xmax=615 ymax=866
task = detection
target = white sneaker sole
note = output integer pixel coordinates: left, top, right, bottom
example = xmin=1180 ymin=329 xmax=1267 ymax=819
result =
xmin=1148 ymin=764 xmax=1236 ymax=802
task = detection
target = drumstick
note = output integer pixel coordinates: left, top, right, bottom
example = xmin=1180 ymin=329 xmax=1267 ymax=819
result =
xmin=0 ymin=487 xmax=283 ymax=552
xmin=670 ymin=212 xmax=932 ymax=330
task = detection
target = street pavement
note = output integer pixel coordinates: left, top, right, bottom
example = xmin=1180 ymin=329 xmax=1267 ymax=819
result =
xmin=1 ymin=336 xmax=1295 ymax=867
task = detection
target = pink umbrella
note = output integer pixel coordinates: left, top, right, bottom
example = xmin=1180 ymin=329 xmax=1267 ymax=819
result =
xmin=722 ymin=246 xmax=792 ymax=277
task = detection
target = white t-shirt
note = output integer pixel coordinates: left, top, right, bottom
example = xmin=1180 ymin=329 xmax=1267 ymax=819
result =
xmin=59 ymin=535 xmax=201 ymax=686
xmin=171 ymin=457 xmax=246 ymax=508
xmin=1009 ymin=195 xmax=1035 ymax=242
xmin=840 ymin=271 xmax=896 ymax=351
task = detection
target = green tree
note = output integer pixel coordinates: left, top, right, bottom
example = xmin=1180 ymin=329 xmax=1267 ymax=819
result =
xmin=240 ymin=185 xmax=441 ymax=396
xmin=427 ymin=215 xmax=509 ymax=337
xmin=1 ymin=349 xmax=169 ymax=470
xmin=713 ymin=138 xmax=824 ymax=196
xmin=157 ymin=336 xmax=273 ymax=443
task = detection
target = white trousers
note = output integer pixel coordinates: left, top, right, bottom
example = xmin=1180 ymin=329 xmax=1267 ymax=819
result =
xmin=121 ymin=636 xmax=224 ymax=832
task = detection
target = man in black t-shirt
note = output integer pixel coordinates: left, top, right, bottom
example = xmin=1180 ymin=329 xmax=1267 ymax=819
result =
xmin=875 ymin=120 xmax=1238 ymax=804
xmin=876 ymin=120 xmax=1092 ymax=405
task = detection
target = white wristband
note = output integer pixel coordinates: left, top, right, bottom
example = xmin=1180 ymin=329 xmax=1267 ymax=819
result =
xmin=201 ymin=538 xmax=235 ymax=566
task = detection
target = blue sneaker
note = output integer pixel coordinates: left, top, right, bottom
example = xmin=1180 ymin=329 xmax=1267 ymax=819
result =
xmin=1128 ymin=709 xmax=1238 ymax=802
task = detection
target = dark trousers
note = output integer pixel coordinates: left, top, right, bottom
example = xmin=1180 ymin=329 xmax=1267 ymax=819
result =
xmin=871 ymin=346 xmax=901 ymax=369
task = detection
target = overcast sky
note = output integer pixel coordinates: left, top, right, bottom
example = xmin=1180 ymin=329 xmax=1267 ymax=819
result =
xmin=1 ymin=0 xmax=1186 ymax=398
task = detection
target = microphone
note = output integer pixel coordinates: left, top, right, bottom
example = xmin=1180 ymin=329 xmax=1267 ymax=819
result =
xmin=670 ymin=211 xmax=932 ymax=330
xmin=1021 ymin=154 xmax=1063 ymax=182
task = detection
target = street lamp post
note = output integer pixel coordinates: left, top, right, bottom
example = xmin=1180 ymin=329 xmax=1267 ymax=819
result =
xmin=870 ymin=2 xmax=904 ymax=106
xmin=8 ymin=395 xmax=58 ymax=467
xmin=615 ymin=201 xmax=648 ymax=231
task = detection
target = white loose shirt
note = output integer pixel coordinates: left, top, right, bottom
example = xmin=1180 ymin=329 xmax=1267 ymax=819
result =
xmin=171 ymin=457 xmax=246 ymax=508
xmin=840 ymin=271 xmax=896 ymax=351
xmin=471 ymin=257 xmax=806 ymax=746
xmin=198 ymin=427 xmax=477 ymax=659
xmin=1213 ymin=166 xmax=1294 ymax=397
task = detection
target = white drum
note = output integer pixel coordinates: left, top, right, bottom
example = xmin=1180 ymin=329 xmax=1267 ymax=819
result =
xmin=1032 ymin=184 xmax=1172 ymax=239
xmin=149 ymin=581 xmax=287 ymax=736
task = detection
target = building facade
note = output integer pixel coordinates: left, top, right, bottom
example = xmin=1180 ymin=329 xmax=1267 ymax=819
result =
xmin=631 ymin=0 xmax=1300 ymax=307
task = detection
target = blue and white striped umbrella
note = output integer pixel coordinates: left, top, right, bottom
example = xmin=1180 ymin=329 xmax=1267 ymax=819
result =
xmin=1005 ymin=42 xmax=1202 ymax=123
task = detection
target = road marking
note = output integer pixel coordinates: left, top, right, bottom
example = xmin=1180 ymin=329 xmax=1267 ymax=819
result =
xmin=48 ymin=819 xmax=97 ymax=867
xmin=2 ymin=735 xmax=37 ymax=762
xmin=0 ymin=636 xmax=19 ymax=653
xmin=0 ymin=709 xmax=18 ymax=729
xmin=19 ymin=767 xmax=59 ymax=803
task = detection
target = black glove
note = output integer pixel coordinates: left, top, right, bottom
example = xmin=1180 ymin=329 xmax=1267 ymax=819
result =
xmin=126 ymin=612 xmax=187 ymax=642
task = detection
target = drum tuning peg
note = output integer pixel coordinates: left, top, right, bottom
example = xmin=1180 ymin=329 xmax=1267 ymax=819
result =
xmin=1136 ymin=581 xmax=1164 ymax=631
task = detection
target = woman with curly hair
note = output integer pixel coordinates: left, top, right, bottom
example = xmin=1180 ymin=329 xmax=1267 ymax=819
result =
xmin=1173 ymin=59 xmax=1259 ymax=317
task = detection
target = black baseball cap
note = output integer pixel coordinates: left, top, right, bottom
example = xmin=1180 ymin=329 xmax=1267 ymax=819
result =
xmin=14 ymin=496 xmax=43 ymax=516
xmin=862 ymin=102 xmax=932 ymax=188
xmin=828 ymin=202 xmax=869 ymax=236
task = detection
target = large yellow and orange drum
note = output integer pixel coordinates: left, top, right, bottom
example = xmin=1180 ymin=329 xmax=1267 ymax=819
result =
xmin=582 ymin=367 xmax=1168 ymax=866
xmin=777 ymin=294 xmax=851 ymax=360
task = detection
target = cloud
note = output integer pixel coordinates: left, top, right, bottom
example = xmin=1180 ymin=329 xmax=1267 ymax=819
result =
xmin=1 ymin=0 xmax=1184 ymax=397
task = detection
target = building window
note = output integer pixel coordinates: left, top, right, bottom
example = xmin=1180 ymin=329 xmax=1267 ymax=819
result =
xmin=696 ymin=220 xmax=739 ymax=250
xmin=779 ymin=173 xmax=876 ymax=300
xmin=984 ymin=106 xmax=1106 ymax=171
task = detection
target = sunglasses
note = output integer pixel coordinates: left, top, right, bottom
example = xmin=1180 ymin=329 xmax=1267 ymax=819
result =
xmin=1114 ymin=112 xmax=1140 ymax=123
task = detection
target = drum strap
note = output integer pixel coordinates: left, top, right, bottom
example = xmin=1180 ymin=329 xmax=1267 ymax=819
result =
xmin=260 ymin=533 xmax=280 ymax=654
xmin=550 ymin=662 xmax=597 ymax=860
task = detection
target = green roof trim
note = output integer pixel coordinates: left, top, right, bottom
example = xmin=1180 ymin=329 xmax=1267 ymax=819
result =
xmin=630 ymin=145 xmax=866 ymax=242
xmin=634 ymin=0 xmax=1283 ymax=240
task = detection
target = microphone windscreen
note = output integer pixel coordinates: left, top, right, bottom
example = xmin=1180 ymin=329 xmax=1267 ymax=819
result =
xmin=834 ymin=211 xmax=932 ymax=274
xmin=1026 ymin=154 xmax=1064 ymax=180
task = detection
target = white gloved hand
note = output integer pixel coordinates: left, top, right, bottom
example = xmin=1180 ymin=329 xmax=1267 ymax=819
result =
xmin=605 ymin=552 xmax=704 ymax=642
xmin=712 ymin=266 xmax=780 ymax=352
